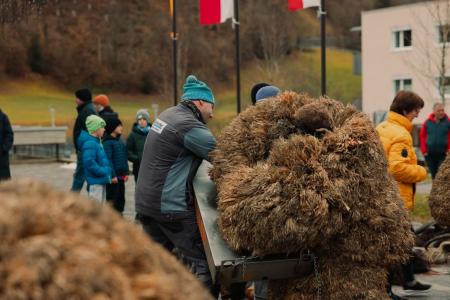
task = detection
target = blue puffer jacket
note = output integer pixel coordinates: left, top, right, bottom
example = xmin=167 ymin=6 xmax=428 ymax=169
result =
xmin=103 ymin=134 xmax=129 ymax=178
xmin=78 ymin=130 xmax=112 ymax=185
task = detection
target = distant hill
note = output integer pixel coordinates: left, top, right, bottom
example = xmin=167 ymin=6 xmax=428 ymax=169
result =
xmin=0 ymin=0 xmax=320 ymax=94
xmin=0 ymin=0 xmax=418 ymax=93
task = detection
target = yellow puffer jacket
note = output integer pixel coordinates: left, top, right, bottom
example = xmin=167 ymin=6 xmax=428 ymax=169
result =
xmin=376 ymin=112 xmax=427 ymax=211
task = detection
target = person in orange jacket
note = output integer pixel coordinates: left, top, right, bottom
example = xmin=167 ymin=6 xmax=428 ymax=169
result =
xmin=376 ymin=90 xmax=427 ymax=211
xmin=376 ymin=90 xmax=431 ymax=298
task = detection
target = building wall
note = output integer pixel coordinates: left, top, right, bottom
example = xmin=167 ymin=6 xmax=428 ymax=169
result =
xmin=362 ymin=1 xmax=450 ymax=124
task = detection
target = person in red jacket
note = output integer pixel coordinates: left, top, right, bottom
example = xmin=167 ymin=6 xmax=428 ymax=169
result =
xmin=419 ymin=103 xmax=450 ymax=179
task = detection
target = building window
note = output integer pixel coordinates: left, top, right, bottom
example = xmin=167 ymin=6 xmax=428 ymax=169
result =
xmin=393 ymin=29 xmax=412 ymax=49
xmin=437 ymin=76 xmax=450 ymax=97
xmin=394 ymin=78 xmax=413 ymax=94
xmin=437 ymin=24 xmax=450 ymax=44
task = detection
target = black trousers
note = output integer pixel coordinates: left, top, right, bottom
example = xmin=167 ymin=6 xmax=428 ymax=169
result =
xmin=106 ymin=180 xmax=125 ymax=213
xmin=388 ymin=226 xmax=416 ymax=293
xmin=388 ymin=259 xmax=415 ymax=287
xmin=139 ymin=213 xmax=218 ymax=296
xmin=425 ymin=153 xmax=446 ymax=179
xmin=0 ymin=153 xmax=11 ymax=181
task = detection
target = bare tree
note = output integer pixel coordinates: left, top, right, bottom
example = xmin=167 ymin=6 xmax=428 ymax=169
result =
xmin=432 ymin=0 xmax=450 ymax=103
xmin=407 ymin=0 xmax=450 ymax=105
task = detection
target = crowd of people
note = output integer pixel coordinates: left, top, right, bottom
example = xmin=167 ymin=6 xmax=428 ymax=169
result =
xmin=0 ymin=74 xmax=449 ymax=300
xmin=69 ymin=88 xmax=151 ymax=213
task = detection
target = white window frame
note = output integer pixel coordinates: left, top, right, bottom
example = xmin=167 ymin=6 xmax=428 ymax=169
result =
xmin=393 ymin=77 xmax=413 ymax=96
xmin=435 ymin=75 xmax=450 ymax=99
xmin=436 ymin=24 xmax=450 ymax=45
xmin=391 ymin=27 xmax=412 ymax=51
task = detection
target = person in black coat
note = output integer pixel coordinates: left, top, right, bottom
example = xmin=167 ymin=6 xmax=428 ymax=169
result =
xmin=126 ymin=109 xmax=151 ymax=182
xmin=0 ymin=109 xmax=14 ymax=181
xmin=71 ymin=88 xmax=98 ymax=192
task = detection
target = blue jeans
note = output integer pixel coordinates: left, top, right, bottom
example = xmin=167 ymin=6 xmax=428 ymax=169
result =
xmin=71 ymin=151 xmax=85 ymax=192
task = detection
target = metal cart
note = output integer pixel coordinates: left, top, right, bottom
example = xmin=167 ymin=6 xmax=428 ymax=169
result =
xmin=193 ymin=161 xmax=314 ymax=285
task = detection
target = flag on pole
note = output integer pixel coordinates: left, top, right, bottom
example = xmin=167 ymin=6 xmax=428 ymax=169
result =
xmin=200 ymin=0 xmax=234 ymax=25
xmin=288 ymin=0 xmax=320 ymax=11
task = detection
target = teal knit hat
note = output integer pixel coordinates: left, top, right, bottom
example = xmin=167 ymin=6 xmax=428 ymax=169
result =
xmin=86 ymin=115 xmax=106 ymax=134
xmin=181 ymin=75 xmax=215 ymax=104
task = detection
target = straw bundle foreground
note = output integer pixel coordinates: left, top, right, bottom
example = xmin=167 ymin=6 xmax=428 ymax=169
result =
xmin=0 ymin=179 xmax=212 ymax=300
xmin=429 ymin=155 xmax=450 ymax=228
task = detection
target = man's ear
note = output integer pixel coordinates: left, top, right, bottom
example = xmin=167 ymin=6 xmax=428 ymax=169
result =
xmin=195 ymin=100 xmax=205 ymax=108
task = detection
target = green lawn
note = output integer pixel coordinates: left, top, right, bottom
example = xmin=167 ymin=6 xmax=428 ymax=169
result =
xmin=210 ymin=48 xmax=361 ymax=134
xmin=0 ymin=48 xmax=361 ymax=137
xmin=0 ymin=78 xmax=164 ymax=136
xmin=412 ymin=193 xmax=432 ymax=223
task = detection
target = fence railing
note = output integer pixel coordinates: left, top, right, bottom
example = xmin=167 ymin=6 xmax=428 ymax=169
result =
xmin=12 ymin=126 xmax=69 ymax=161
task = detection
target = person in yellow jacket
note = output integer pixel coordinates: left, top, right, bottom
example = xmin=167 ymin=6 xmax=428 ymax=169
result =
xmin=376 ymin=90 xmax=427 ymax=211
xmin=377 ymin=91 xmax=431 ymax=298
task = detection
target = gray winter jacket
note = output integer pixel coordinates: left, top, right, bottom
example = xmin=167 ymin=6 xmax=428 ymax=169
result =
xmin=135 ymin=102 xmax=216 ymax=218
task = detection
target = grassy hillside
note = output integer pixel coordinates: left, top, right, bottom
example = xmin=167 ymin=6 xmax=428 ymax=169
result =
xmin=0 ymin=78 xmax=163 ymax=138
xmin=210 ymin=48 xmax=361 ymax=133
xmin=0 ymin=48 xmax=361 ymax=137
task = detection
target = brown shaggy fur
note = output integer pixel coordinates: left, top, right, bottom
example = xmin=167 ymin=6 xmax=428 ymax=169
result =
xmin=210 ymin=92 xmax=414 ymax=299
xmin=0 ymin=179 xmax=212 ymax=300
xmin=429 ymin=155 xmax=450 ymax=228
xmin=268 ymin=258 xmax=389 ymax=300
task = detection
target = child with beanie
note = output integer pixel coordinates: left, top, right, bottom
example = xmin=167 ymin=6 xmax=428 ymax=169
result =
xmin=103 ymin=118 xmax=129 ymax=214
xmin=127 ymin=109 xmax=151 ymax=182
xmin=77 ymin=115 xmax=112 ymax=203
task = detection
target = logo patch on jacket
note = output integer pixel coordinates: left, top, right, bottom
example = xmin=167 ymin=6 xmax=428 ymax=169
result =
xmin=401 ymin=148 xmax=408 ymax=158
xmin=151 ymin=118 xmax=167 ymax=134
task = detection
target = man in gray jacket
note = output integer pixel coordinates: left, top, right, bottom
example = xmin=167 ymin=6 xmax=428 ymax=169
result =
xmin=135 ymin=75 xmax=216 ymax=293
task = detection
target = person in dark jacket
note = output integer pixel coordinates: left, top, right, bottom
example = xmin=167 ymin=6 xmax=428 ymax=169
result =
xmin=135 ymin=75 xmax=217 ymax=295
xmin=250 ymin=82 xmax=269 ymax=105
xmin=255 ymin=85 xmax=280 ymax=103
xmin=78 ymin=115 xmax=111 ymax=203
xmin=71 ymin=88 xmax=98 ymax=192
xmin=104 ymin=118 xmax=129 ymax=214
xmin=93 ymin=94 xmax=119 ymax=132
xmin=0 ymin=109 xmax=14 ymax=181
xmin=126 ymin=109 xmax=151 ymax=182
xmin=419 ymin=103 xmax=450 ymax=179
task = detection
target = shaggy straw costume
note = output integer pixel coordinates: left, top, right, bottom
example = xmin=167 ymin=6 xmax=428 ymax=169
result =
xmin=0 ymin=179 xmax=212 ymax=300
xmin=429 ymin=155 xmax=450 ymax=228
xmin=210 ymin=92 xmax=414 ymax=299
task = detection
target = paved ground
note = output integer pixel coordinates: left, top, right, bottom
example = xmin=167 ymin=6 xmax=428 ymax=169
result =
xmin=417 ymin=180 xmax=433 ymax=195
xmin=9 ymin=162 xmax=450 ymax=299
xmin=393 ymin=265 xmax=450 ymax=299
xmin=11 ymin=162 xmax=136 ymax=220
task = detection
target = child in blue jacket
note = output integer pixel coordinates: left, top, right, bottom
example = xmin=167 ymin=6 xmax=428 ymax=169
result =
xmin=103 ymin=118 xmax=129 ymax=214
xmin=78 ymin=115 xmax=111 ymax=203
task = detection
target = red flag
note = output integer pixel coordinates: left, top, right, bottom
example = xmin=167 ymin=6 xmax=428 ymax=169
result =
xmin=200 ymin=0 xmax=234 ymax=25
xmin=288 ymin=0 xmax=320 ymax=11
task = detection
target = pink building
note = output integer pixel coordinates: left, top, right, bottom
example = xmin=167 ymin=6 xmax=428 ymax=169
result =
xmin=362 ymin=1 xmax=450 ymax=124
